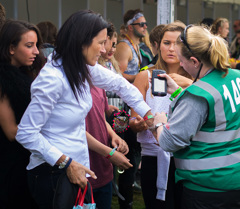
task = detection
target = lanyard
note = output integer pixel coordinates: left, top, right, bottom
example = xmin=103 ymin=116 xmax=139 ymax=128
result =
xmin=125 ymin=34 xmax=141 ymax=67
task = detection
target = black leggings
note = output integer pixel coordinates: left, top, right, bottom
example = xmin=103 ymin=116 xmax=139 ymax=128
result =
xmin=118 ymin=128 xmax=140 ymax=208
xmin=181 ymin=186 xmax=240 ymax=209
xmin=141 ymin=156 xmax=182 ymax=209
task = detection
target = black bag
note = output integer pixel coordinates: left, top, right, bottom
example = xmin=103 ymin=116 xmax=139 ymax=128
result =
xmin=53 ymin=172 xmax=94 ymax=209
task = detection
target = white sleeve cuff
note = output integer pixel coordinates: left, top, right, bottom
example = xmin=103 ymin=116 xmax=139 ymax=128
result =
xmin=45 ymin=146 xmax=63 ymax=166
xmin=156 ymin=189 xmax=166 ymax=201
xmin=133 ymin=101 xmax=151 ymax=118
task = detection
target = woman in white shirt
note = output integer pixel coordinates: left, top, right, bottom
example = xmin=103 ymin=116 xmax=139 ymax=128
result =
xmin=16 ymin=10 xmax=153 ymax=209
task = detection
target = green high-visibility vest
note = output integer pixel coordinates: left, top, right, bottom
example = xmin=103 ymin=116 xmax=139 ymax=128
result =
xmin=172 ymin=69 xmax=240 ymax=192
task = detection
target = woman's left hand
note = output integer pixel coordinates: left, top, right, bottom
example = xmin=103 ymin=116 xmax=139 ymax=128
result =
xmin=111 ymin=135 xmax=129 ymax=155
xmin=66 ymin=160 xmax=97 ymax=189
xmin=130 ymin=115 xmax=148 ymax=132
xmin=157 ymin=73 xmax=179 ymax=94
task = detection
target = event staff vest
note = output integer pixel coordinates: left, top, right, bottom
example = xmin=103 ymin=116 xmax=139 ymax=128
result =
xmin=172 ymin=69 xmax=240 ymax=192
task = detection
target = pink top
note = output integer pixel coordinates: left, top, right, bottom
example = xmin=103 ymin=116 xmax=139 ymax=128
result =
xmin=85 ymin=86 xmax=113 ymax=189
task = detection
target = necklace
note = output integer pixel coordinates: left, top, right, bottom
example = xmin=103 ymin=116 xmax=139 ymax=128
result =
xmin=105 ymin=61 xmax=113 ymax=71
xmin=125 ymin=34 xmax=142 ymax=68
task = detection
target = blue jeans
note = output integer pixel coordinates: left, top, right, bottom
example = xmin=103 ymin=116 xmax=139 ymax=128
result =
xmin=27 ymin=163 xmax=64 ymax=209
xmin=93 ymin=181 xmax=112 ymax=209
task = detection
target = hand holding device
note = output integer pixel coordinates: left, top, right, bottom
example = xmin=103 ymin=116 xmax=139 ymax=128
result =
xmin=152 ymin=69 xmax=167 ymax=96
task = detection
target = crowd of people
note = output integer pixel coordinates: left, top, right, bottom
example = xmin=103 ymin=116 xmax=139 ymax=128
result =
xmin=1 ymin=2 xmax=240 ymax=209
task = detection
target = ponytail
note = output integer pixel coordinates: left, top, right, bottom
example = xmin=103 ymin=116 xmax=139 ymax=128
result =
xmin=209 ymin=35 xmax=230 ymax=77
xmin=178 ymin=26 xmax=230 ymax=77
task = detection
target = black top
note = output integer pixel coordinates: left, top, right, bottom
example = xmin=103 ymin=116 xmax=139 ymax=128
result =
xmin=0 ymin=63 xmax=33 ymax=204
xmin=150 ymin=54 xmax=158 ymax=65
xmin=139 ymin=42 xmax=153 ymax=69
xmin=0 ymin=63 xmax=32 ymax=157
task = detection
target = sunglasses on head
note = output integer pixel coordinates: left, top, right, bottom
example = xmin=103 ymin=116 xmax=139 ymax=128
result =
xmin=180 ymin=25 xmax=203 ymax=83
xmin=131 ymin=22 xmax=148 ymax=27
xmin=180 ymin=24 xmax=200 ymax=61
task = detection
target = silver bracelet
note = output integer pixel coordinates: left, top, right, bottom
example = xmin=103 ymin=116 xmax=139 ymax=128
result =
xmin=58 ymin=156 xmax=69 ymax=169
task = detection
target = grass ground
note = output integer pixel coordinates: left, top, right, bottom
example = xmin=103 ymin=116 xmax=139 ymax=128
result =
xmin=110 ymin=165 xmax=145 ymax=209
xmin=111 ymin=189 xmax=146 ymax=209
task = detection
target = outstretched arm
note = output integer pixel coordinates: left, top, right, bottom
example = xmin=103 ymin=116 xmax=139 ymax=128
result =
xmin=89 ymin=64 xmax=154 ymax=127
xmin=129 ymin=70 xmax=149 ymax=133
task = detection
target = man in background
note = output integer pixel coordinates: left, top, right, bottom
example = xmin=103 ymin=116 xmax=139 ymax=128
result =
xmin=229 ymin=19 xmax=240 ymax=57
xmin=115 ymin=9 xmax=147 ymax=83
xmin=115 ymin=9 xmax=148 ymax=209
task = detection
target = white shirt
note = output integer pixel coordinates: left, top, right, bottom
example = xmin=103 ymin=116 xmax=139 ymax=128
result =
xmin=16 ymin=57 xmax=151 ymax=170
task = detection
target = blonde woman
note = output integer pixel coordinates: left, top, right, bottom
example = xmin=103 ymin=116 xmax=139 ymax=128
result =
xmin=155 ymin=24 xmax=240 ymax=209
xmin=211 ymin=17 xmax=229 ymax=40
xmin=129 ymin=22 xmax=192 ymax=209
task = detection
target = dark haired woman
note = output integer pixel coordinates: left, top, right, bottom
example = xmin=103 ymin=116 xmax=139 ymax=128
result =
xmin=0 ymin=19 xmax=45 ymax=209
xmin=37 ymin=21 xmax=57 ymax=58
xmin=16 ymin=10 xmax=153 ymax=209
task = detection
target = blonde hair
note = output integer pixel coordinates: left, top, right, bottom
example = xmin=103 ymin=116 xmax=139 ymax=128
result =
xmin=176 ymin=25 xmax=230 ymax=76
xmin=210 ymin=17 xmax=229 ymax=35
xmin=140 ymin=30 xmax=152 ymax=53
xmin=155 ymin=22 xmax=191 ymax=79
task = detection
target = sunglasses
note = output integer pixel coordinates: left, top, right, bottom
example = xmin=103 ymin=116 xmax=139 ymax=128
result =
xmin=180 ymin=25 xmax=193 ymax=54
xmin=180 ymin=24 xmax=201 ymax=62
xmin=131 ymin=22 xmax=148 ymax=27
xmin=180 ymin=25 xmax=203 ymax=83
xmin=112 ymin=42 xmax=116 ymax=48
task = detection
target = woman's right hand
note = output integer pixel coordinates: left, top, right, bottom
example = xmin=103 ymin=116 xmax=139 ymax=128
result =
xmin=154 ymin=112 xmax=168 ymax=126
xmin=129 ymin=115 xmax=148 ymax=133
xmin=108 ymin=151 xmax=133 ymax=170
xmin=158 ymin=73 xmax=179 ymax=94
xmin=66 ymin=160 xmax=97 ymax=189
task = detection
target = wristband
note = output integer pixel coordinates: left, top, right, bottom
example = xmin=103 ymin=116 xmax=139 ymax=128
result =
xmin=143 ymin=115 xmax=154 ymax=121
xmin=169 ymin=87 xmax=183 ymax=101
xmin=64 ymin=158 xmax=72 ymax=170
xmin=58 ymin=156 xmax=69 ymax=169
xmin=106 ymin=147 xmax=117 ymax=159
xmin=139 ymin=65 xmax=149 ymax=72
